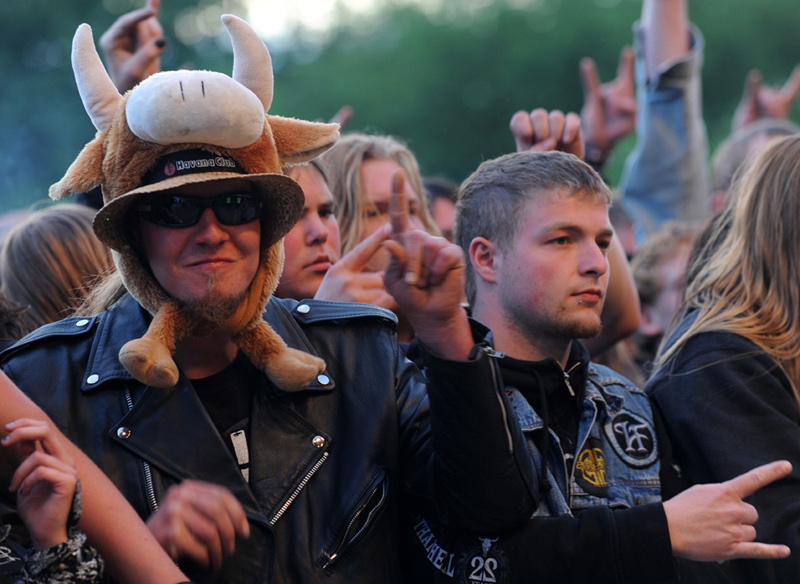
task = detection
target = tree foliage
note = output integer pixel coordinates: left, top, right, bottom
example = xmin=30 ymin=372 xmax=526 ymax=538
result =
xmin=2 ymin=0 xmax=799 ymax=213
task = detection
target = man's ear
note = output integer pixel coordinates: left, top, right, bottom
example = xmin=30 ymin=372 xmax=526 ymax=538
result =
xmin=469 ymin=237 xmax=500 ymax=284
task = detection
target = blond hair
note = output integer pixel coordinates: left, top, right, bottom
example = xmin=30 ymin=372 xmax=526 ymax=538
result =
xmin=657 ymin=134 xmax=800 ymax=399
xmin=320 ymin=132 xmax=438 ymax=254
xmin=0 ymin=204 xmax=114 ymax=334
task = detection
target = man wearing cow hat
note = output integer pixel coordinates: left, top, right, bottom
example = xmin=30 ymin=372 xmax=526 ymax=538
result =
xmin=0 ymin=15 xmax=534 ymax=584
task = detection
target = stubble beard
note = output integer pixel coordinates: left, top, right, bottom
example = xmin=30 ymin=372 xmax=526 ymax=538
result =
xmin=516 ymin=306 xmax=603 ymax=351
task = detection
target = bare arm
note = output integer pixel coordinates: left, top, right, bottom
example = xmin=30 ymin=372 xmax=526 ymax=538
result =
xmin=583 ymin=235 xmax=640 ymax=357
xmin=641 ymin=0 xmax=690 ymax=80
xmin=0 ymin=371 xmax=188 ymax=584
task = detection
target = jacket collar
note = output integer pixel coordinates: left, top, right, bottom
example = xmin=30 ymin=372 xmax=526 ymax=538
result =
xmin=84 ymin=294 xmax=352 ymax=394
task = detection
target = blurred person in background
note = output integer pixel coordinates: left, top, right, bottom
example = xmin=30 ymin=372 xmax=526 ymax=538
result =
xmin=648 ymin=133 xmax=800 ymax=584
xmin=0 ymin=204 xmax=113 ymax=338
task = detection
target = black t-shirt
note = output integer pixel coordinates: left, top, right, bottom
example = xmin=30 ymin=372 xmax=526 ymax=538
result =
xmin=192 ymin=351 xmax=258 ymax=481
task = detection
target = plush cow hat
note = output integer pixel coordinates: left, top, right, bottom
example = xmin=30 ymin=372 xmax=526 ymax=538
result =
xmin=50 ymin=14 xmax=339 ymax=391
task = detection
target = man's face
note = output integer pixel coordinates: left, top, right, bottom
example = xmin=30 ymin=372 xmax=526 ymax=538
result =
xmin=138 ymin=180 xmax=261 ymax=315
xmin=641 ymin=242 xmax=692 ymax=339
xmin=495 ymin=190 xmax=612 ymax=345
xmin=431 ymin=196 xmax=457 ymax=243
xmin=276 ymin=165 xmax=341 ymax=300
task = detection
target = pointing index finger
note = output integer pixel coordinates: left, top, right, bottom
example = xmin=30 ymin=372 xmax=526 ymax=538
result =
xmin=618 ymin=46 xmax=635 ymax=88
xmin=390 ymin=169 xmax=410 ymax=241
xmin=580 ymin=57 xmax=602 ymax=98
xmin=727 ymin=460 xmax=792 ymax=499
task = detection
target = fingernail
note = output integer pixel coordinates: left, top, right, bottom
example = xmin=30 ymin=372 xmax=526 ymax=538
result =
xmin=155 ymin=37 xmax=167 ymax=49
xmin=1 ymin=436 xmax=8 ymax=443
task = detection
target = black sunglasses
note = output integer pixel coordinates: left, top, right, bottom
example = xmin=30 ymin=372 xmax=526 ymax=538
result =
xmin=137 ymin=193 xmax=262 ymax=228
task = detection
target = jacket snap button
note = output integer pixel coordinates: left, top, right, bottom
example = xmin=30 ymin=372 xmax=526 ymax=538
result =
xmin=86 ymin=374 xmax=99 ymax=384
xmin=297 ymin=304 xmax=311 ymax=314
xmin=312 ymin=435 xmax=326 ymax=448
xmin=117 ymin=427 xmax=131 ymax=439
xmin=75 ymin=319 xmax=89 ymax=327
xmin=317 ymin=374 xmax=330 ymax=385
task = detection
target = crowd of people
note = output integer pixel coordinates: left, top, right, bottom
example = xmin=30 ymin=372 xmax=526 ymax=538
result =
xmin=1 ymin=0 xmax=800 ymax=582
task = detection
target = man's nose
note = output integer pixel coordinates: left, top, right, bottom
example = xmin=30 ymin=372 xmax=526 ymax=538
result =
xmin=580 ymin=243 xmax=608 ymax=277
xmin=193 ymin=208 xmax=229 ymax=243
xmin=305 ymin=214 xmax=329 ymax=245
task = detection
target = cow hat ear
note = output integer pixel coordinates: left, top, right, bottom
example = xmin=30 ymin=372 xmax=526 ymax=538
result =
xmin=270 ymin=116 xmax=340 ymax=166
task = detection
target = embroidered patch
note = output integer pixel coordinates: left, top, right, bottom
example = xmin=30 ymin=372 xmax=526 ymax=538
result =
xmin=458 ymin=538 xmax=509 ymax=584
xmin=574 ymin=437 xmax=609 ymax=498
xmin=604 ymin=411 xmax=658 ymax=468
xmin=412 ymin=517 xmax=511 ymax=583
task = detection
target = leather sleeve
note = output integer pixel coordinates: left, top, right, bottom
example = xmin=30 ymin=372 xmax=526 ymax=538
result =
xmin=419 ymin=347 xmax=538 ymax=534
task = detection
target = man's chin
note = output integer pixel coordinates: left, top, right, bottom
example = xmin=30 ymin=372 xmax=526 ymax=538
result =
xmin=569 ymin=317 xmax=603 ymax=341
xmin=181 ymin=292 xmax=247 ymax=327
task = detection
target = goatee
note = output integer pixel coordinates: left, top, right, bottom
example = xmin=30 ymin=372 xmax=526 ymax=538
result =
xmin=180 ymin=274 xmax=248 ymax=330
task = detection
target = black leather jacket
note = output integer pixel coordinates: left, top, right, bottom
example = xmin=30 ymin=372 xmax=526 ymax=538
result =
xmin=1 ymin=294 xmax=534 ymax=584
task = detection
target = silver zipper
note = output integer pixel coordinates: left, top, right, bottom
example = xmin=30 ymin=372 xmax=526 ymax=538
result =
xmin=269 ymin=451 xmax=328 ymax=525
xmin=483 ymin=346 xmax=514 ymax=453
xmin=562 ymin=361 xmax=581 ymax=397
xmin=124 ymin=387 xmax=159 ymax=513
xmin=321 ymin=479 xmax=387 ymax=570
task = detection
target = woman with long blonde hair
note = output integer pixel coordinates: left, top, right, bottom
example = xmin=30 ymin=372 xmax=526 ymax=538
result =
xmin=646 ymin=133 xmax=800 ymax=582
xmin=320 ymin=132 xmax=441 ymax=343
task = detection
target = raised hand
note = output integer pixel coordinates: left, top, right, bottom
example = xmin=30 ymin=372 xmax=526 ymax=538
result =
xmin=579 ymin=46 xmax=636 ymax=167
xmin=100 ymin=0 xmax=165 ymax=93
xmin=3 ymin=419 xmax=78 ymax=550
xmin=664 ymin=460 xmax=793 ymax=562
xmin=383 ymin=170 xmax=472 ymax=360
xmin=510 ymin=108 xmax=584 ymax=159
xmin=733 ymin=66 xmax=800 ymax=130
xmin=146 ymin=479 xmax=250 ymax=569
xmin=314 ymin=223 xmax=395 ymax=308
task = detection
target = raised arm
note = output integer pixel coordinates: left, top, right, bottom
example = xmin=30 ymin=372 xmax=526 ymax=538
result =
xmin=619 ymin=0 xmax=710 ymax=239
xmin=582 ymin=234 xmax=640 ymax=357
xmin=640 ymin=0 xmax=689 ymax=79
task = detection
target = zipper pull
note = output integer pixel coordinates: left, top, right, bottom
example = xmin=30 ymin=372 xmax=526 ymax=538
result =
xmin=484 ymin=347 xmax=506 ymax=359
xmin=563 ymin=371 xmax=575 ymax=397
